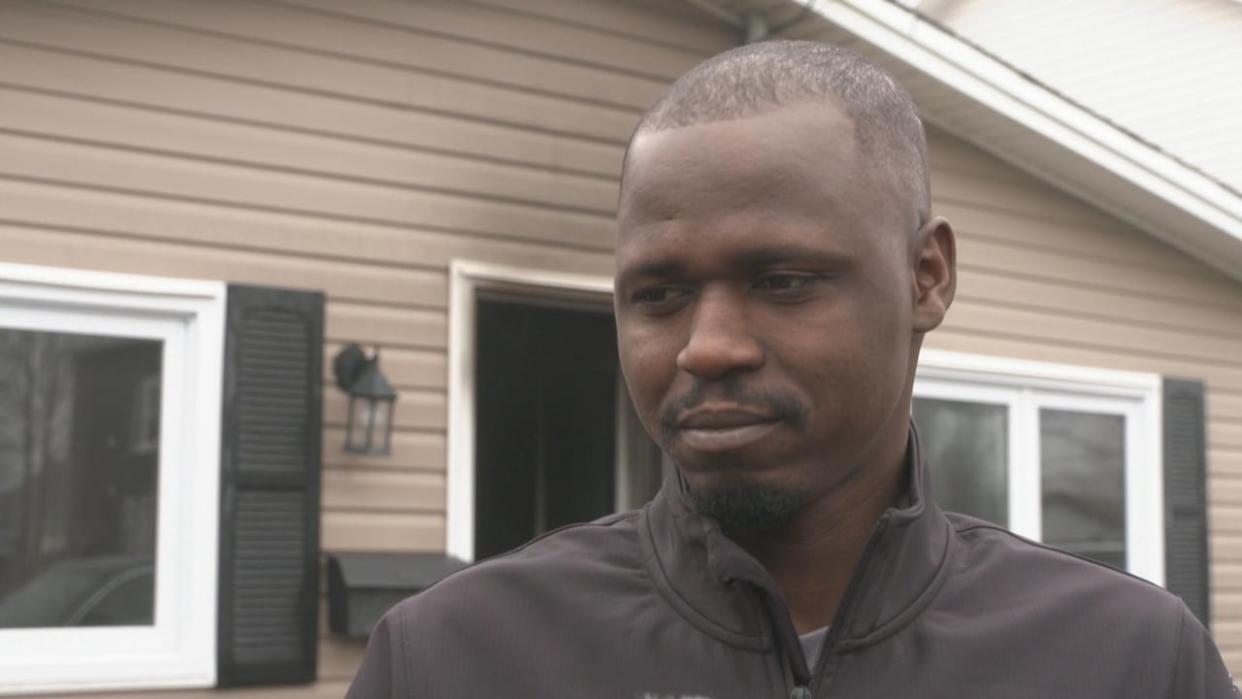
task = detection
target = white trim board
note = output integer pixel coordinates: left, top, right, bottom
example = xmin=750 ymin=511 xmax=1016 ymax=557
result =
xmin=915 ymin=349 xmax=1164 ymax=585
xmin=918 ymin=349 xmax=1161 ymax=397
xmin=446 ymin=261 xmax=613 ymax=562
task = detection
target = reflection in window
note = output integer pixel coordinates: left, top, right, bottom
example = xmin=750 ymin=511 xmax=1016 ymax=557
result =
xmin=0 ymin=329 xmax=161 ymax=628
xmin=1041 ymin=409 xmax=1126 ymax=570
xmin=912 ymin=397 xmax=1008 ymax=527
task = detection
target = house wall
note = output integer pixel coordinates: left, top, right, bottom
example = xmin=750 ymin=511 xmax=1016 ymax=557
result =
xmin=0 ymin=0 xmax=1240 ymax=693
xmin=922 ymin=139 xmax=1242 ymax=667
xmin=0 ymin=0 xmax=732 ymax=695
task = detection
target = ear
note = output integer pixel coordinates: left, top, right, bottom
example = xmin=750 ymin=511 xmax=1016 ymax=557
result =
xmin=911 ymin=216 xmax=957 ymax=333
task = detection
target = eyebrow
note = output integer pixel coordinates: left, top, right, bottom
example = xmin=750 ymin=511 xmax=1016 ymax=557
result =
xmin=616 ymin=245 xmax=851 ymax=287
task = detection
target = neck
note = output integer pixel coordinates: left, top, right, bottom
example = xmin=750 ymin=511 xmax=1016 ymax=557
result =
xmin=733 ymin=446 xmax=907 ymax=635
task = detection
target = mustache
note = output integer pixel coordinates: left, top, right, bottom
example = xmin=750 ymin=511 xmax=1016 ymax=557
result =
xmin=658 ymin=377 xmax=807 ymax=436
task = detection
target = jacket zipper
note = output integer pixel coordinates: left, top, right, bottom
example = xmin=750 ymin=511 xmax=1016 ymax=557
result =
xmin=753 ymin=584 xmax=811 ymax=699
xmin=782 ymin=638 xmax=812 ymax=698
xmin=760 ymin=514 xmax=891 ymax=698
xmin=807 ymin=515 xmax=892 ymax=696
xmin=779 ymin=647 xmax=812 ymax=699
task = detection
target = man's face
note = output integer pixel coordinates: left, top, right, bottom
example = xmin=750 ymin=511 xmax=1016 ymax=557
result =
xmin=615 ymin=103 xmax=927 ymax=512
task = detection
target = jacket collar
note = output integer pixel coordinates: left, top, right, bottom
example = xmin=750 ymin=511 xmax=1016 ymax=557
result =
xmin=638 ymin=423 xmax=953 ymax=651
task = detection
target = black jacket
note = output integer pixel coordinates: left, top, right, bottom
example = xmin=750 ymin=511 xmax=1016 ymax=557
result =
xmin=347 ymin=430 xmax=1237 ymax=697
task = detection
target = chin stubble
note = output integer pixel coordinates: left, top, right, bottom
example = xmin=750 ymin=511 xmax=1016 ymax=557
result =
xmin=686 ymin=480 xmax=813 ymax=539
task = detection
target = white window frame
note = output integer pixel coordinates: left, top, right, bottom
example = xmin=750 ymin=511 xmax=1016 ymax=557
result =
xmin=447 ymin=261 xmax=613 ymax=562
xmin=915 ymin=349 xmax=1164 ymax=585
xmin=0 ymin=262 xmax=225 ymax=695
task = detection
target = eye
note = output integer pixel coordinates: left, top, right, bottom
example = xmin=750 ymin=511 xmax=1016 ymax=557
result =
xmin=630 ymin=285 xmax=694 ymax=314
xmin=752 ymin=273 xmax=823 ymax=299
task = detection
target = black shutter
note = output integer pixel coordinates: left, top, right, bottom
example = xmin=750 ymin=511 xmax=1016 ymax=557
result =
xmin=1164 ymin=378 xmax=1210 ymax=628
xmin=218 ymin=284 xmax=324 ymax=685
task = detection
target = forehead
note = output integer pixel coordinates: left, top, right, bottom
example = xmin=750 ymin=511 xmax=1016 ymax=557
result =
xmin=619 ymin=103 xmax=860 ymax=227
xmin=616 ymin=103 xmax=904 ymax=274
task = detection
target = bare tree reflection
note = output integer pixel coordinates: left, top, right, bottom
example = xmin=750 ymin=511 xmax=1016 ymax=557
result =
xmin=0 ymin=329 xmax=160 ymax=627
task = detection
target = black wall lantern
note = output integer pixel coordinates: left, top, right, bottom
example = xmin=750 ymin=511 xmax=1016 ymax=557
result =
xmin=333 ymin=344 xmax=398 ymax=455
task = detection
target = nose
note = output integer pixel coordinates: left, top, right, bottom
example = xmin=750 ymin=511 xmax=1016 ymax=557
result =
xmin=675 ymin=289 xmax=764 ymax=380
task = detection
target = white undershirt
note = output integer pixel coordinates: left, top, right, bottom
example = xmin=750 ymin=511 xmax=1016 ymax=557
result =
xmin=798 ymin=626 xmax=830 ymax=670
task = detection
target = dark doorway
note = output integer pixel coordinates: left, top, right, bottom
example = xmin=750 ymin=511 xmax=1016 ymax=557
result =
xmin=473 ymin=297 xmax=661 ymax=559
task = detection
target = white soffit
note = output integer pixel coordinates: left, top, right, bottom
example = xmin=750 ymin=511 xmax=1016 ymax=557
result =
xmin=761 ymin=0 xmax=1242 ymax=283
xmin=917 ymin=0 xmax=1242 ymax=194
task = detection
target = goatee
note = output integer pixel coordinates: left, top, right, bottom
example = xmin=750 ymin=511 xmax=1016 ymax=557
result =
xmin=686 ymin=480 xmax=812 ymax=539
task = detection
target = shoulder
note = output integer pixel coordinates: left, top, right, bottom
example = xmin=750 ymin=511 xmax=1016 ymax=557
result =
xmin=944 ymin=512 xmax=1186 ymax=640
xmin=943 ymin=514 xmax=1240 ymax=696
xmin=384 ymin=510 xmax=645 ymax=630
xmin=351 ymin=512 xmax=648 ymax=695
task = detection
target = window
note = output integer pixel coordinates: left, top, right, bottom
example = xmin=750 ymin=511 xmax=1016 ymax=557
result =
xmin=0 ymin=263 xmax=225 ymax=693
xmin=914 ymin=350 xmax=1163 ymax=584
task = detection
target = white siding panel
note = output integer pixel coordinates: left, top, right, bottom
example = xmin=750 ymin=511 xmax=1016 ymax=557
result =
xmin=926 ymin=0 xmax=1242 ymax=191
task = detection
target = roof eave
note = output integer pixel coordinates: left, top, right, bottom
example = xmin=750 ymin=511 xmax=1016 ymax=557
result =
xmin=782 ymin=0 xmax=1242 ymax=283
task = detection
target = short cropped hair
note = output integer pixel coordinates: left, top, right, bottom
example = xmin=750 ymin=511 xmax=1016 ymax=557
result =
xmin=627 ymin=40 xmax=931 ymax=226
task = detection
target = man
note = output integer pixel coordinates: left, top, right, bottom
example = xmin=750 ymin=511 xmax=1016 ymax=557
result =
xmin=348 ymin=40 xmax=1236 ymax=697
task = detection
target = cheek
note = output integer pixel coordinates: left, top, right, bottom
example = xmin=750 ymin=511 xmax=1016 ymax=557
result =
xmin=848 ymin=265 xmax=914 ymax=369
xmin=776 ymin=293 xmax=911 ymax=428
xmin=617 ymin=324 xmax=679 ymax=420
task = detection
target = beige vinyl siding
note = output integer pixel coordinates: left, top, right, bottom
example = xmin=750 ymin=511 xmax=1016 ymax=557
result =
xmin=923 ymin=127 xmax=1242 ymax=666
xmin=0 ymin=0 xmax=735 ymax=692
xmin=2 ymin=0 xmax=1242 ymax=690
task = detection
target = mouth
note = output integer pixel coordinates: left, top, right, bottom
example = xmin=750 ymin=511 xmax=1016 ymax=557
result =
xmin=675 ymin=406 xmax=782 ymax=453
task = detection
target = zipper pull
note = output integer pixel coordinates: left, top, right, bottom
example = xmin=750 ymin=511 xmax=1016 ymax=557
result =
xmin=790 ymin=686 xmax=812 ymax=699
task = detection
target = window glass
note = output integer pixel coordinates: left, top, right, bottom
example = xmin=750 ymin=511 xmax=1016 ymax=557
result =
xmin=1040 ymin=408 xmax=1126 ymax=569
xmin=371 ymin=400 xmax=391 ymax=452
xmin=0 ymin=328 xmax=161 ymax=629
xmin=912 ymin=397 xmax=1008 ymax=526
